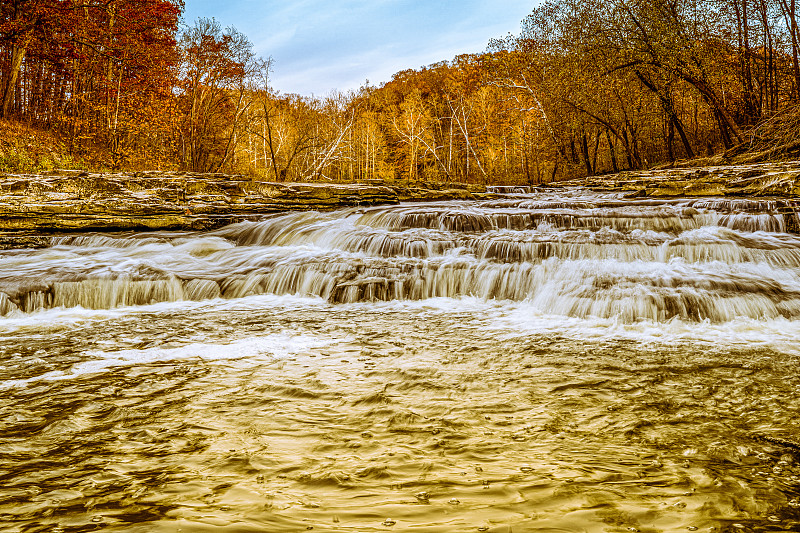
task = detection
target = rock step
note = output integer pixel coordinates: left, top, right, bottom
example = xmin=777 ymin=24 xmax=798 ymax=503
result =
xmin=0 ymin=172 xmax=489 ymax=235
xmin=560 ymin=160 xmax=800 ymax=197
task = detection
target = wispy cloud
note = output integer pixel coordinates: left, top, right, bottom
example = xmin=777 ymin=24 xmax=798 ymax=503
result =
xmin=183 ymin=0 xmax=534 ymax=95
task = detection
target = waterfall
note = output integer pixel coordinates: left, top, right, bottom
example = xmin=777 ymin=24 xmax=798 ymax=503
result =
xmin=2 ymin=190 xmax=799 ymax=323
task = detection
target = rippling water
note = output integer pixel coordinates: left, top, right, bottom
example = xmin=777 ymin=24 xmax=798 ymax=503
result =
xmin=2 ymin=189 xmax=800 ymax=532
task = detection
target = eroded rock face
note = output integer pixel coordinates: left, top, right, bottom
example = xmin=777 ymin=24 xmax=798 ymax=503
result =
xmin=0 ymin=170 xmax=484 ymax=234
xmin=1 ymin=163 xmax=799 ymax=245
xmin=561 ymin=160 xmax=800 ymax=198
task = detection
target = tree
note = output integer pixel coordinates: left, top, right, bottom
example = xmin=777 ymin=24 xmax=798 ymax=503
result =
xmin=179 ymin=17 xmax=256 ymax=172
xmin=0 ymin=0 xmax=62 ymax=117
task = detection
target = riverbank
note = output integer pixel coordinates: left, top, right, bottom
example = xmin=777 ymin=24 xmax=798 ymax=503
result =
xmin=0 ymin=170 xmax=490 ymax=247
xmin=565 ymin=160 xmax=800 ymax=197
xmin=2 ymin=162 xmax=800 ymax=249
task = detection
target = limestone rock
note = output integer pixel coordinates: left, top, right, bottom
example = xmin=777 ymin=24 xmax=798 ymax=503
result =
xmin=0 ymin=171 xmax=488 ymax=236
xmin=561 ymin=160 xmax=800 ymax=198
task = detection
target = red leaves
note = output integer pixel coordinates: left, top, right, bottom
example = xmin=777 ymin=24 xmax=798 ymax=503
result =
xmin=0 ymin=0 xmax=185 ymax=167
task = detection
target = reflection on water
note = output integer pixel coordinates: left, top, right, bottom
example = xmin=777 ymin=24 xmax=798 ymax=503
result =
xmin=1 ymin=190 xmax=800 ymax=532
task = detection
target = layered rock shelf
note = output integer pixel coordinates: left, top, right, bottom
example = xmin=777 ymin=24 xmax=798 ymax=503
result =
xmin=565 ymin=160 xmax=800 ymax=197
xmin=0 ymin=170 xmax=485 ymax=239
xmin=1 ymin=162 xmax=800 ymax=249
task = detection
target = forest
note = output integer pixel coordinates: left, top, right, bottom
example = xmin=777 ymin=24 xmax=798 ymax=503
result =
xmin=2 ymin=0 xmax=800 ymax=184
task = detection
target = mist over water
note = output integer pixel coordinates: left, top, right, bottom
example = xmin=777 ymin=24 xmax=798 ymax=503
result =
xmin=2 ymin=189 xmax=800 ymax=532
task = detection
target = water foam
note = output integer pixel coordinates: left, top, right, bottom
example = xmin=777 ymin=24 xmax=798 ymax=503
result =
xmin=492 ymin=301 xmax=800 ymax=354
xmin=0 ymin=331 xmax=333 ymax=390
xmin=346 ymin=296 xmax=800 ymax=354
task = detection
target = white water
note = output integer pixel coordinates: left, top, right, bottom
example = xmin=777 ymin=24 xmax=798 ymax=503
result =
xmin=2 ymin=189 xmax=800 ymax=532
xmin=2 ymin=189 xmax=800 ymax=326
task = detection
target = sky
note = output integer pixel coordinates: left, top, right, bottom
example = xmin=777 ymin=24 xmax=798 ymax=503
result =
xmin=182 ymin=0 xmax=534 ymax=97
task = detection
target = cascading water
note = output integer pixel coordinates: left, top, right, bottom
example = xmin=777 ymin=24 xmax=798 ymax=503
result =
xmin=3 ymin=190 xmax=799 ymax=321
xmin=1 ymin=188 xmax=800 ymax=532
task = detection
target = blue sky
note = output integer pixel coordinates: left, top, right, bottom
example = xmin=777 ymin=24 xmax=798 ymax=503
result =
xmin=183 ymin=1 xmax=535 ymax=96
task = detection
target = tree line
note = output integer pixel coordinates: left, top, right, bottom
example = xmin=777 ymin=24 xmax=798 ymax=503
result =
xmin=2 ymin=0 xmax=800 ymax=183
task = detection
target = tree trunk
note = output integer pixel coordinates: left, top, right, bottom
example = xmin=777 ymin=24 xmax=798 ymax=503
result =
xmin=673 ymin=113 xmax=695 ymax=158
xmin=264 ymin=105 xmax=280 ymax=180
xmin=634 ymin=71 xmax=695 ymax=158
xmin=667 ymin=117 xmax=675 ymax=162
xmin=2 ymin=37 xmax=30 ymax=118
xmin=606 ymin=129 xmax=619 ymax=173
xmin=742 ymin=0 xmax=757 ymax=119
xmin=581 ymin=131 xmax=593 ymax=176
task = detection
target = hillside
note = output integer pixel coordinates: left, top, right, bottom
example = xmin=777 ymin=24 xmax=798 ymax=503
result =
xmin=0 ymin=120 xmax=86 ymax=174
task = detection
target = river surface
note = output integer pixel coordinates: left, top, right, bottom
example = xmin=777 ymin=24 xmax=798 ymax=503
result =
xmin=1 ymin=189 xmax=800 ymax=532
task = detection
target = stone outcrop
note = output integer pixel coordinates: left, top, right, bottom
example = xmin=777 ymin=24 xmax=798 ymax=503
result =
xmin=560 ymin=160 xmax=800 ymax=198
xmin=2 ymin=162 xmax=800 ymax=249
xmin=0 ymin=170 xmax=489 ymax=238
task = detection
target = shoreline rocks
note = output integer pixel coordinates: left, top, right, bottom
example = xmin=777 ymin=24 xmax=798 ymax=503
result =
xmin=0 ymin=170 xmax=490 ymax=237
xmin=561 ymin=160 xmax=800 ymax=198
xmin=1 ymin=162 xmax=800 ymax=249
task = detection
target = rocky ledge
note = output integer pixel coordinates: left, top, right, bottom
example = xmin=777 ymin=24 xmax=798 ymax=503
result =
xmin=0 ymin=170 xmax=488 ymax=240
xmin=2 ymin=162 xmax=800 ymax=248
xmin=563 ymin=160 xmax=800 ymax=197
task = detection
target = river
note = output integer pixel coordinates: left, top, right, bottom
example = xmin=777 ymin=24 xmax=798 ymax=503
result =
xmin=1 ymin=189 xmax=799 ymax=532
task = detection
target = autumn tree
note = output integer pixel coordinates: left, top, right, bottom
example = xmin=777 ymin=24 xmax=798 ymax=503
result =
xmin=178 ymin=17 xmax=258 ymax=172
xmin=0 ymin=0 xmax=65 ymax=118
xmin=0 ymin=0 xmax=184 ymax=168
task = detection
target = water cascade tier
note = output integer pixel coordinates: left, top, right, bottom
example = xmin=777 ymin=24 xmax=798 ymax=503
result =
xmin=2 ymin=190 xmax=799 ymax=323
